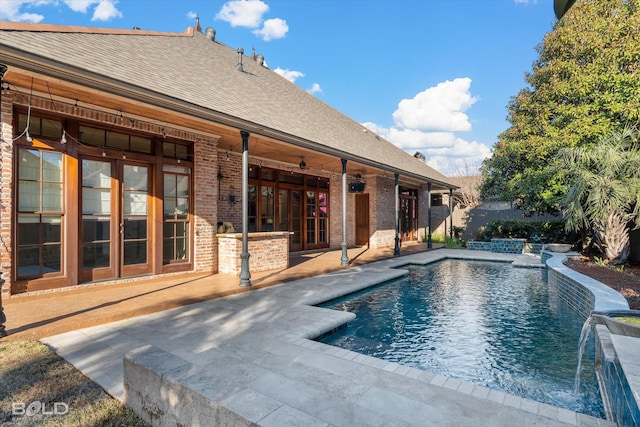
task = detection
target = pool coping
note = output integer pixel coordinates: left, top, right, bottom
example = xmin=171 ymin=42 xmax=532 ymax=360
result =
xmin=41 ymin=249 xmax=617 ymax=426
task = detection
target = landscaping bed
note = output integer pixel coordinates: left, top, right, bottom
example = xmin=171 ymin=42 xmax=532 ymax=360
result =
xmin=566 ymin=257 xmax=640 ymax=310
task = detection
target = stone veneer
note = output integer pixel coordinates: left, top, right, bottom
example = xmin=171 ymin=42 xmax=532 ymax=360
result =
xmin=467 ymin=238 xmax=527 ymax=254
xmin=545 ymin=252 xmax=639 ymax=427
xmin=217 ymin=232 xmax=290 ymax=274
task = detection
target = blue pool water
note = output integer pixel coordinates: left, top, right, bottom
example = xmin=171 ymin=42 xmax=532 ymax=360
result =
xmin=318 ymin=259 xmax=604 ymax=418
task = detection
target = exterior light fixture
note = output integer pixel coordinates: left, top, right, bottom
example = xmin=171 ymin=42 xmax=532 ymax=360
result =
xmin=60 ymin=130 xmax=67 ymax=144
xmin=299 ymin=156 xmax=306 ymax=170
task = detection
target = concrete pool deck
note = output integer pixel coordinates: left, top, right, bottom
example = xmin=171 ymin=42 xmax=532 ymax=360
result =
xmin=37 ymin=249 xmax=616 ymax=426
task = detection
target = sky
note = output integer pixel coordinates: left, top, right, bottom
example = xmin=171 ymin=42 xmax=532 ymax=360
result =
xmin=0 ymin=0 xmax=558 ymax=176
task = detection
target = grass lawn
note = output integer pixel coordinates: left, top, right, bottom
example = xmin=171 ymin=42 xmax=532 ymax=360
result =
xmin=0 ymin=340 xmax=148 ymax=427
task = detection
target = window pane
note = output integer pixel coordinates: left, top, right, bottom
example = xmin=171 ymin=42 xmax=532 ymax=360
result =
xmin=164 ymin=198 xmax=177 ymax=217
xmin=82 ymin=160 xmax=111 ymax=187
xmin=18 ymin=113 xmax=27 ymax=133
xmin=175 ymin=198 xmax=188 ymax=216
xmin=164 ymin=175 xmax=177 ymax=197
xmin=175 ymin=238 xmax=187 ymax=260
xmin=176 ymin=175 xmax=189 ymax=197
xmin=43 ymin=245 xmax=61 ymax=273
xmin=163 ymin=239 xmax=174 ymax=262
xmin=175 ymin=144 xmax=188 ymax=159
xmin=124 ymin=219 xmax=147 ymax=239
xmin=163 ymin=142 xmax=176 ymax=157
xmin=18 ymin=247 xmax=40 ymax=277
xmin=19 ymin=150 xmax=40 ymax=180
xmin=82 ymin=243 xmax=110 ymax=269
xmin=124 ymin=193 xmax=147 ymax=215
xmin=107 ymin=132 xmax=128 ymax=150
xmin=82 ymin=217 xmax=110 ymax=242
xmin=42 ymin=215 xmax=62 ymax=243
xmin=175 ymin=221 xmax=187 ymax=237
xmin=18 ymin=215 xmax=40 ymax=245
xmin=42 ymin=152 xmax=63 ymax=182
xmin=79 ymin=126 xmax=105 ymax=147
xmin=124 ymin=241 xmax=147 ymax=265
xmin=19 ymin=181 xmax=40 ymax=211
xmin=41 ymin=120 xmax=62 ymax=139
xmin=124 ymin=165 xmax=148 ymax=191
xmin=83 ymin=188 xmax=111 ymax=214
xmin=163 ymin=222 xmax=175 ymax=239
xmin=42 ymin=183 xmax=63 ymax=211
xmin=130 ymin=136 xmax=152 ymax=153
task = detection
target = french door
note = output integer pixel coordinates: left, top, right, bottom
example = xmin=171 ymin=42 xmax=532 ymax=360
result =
xmin=80 ymin=158 xmax=152 ymax=281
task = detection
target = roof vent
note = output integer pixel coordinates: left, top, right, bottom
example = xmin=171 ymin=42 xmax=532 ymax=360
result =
xmin=236 ymin=48 xmax=244 ymax=72
xmin=205 ymin=27 xmax=216 ymax=41
xmin=256 ymin=54 xmax=265 ymax=66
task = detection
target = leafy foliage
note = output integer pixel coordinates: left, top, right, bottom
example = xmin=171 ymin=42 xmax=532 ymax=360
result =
xmin=481 ymin=0 xmax=640 ymax=214
xmin=558 ymin=127 xmax=640 ymax=263
xmin=475 ymin=219 xmax=577 ymax=244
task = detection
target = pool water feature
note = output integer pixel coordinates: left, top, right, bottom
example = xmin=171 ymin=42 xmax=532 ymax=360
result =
xmin=318 ymin=259 xmax=605 ymax=418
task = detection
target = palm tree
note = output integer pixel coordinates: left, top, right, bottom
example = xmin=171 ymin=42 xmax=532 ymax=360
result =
xmin=559 ymin=127 xmax=640 ymax=264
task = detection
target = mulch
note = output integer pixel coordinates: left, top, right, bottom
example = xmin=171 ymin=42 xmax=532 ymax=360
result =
xmin=565 ymin=257 xmax=640 ymax=310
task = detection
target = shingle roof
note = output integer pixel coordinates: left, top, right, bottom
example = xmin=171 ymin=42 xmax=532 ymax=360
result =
xmin=0 ymin=21 xmax=455 ymax=188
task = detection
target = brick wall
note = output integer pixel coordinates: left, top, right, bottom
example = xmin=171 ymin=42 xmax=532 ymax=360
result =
xmin=217 ymin=234 xmax=289 ymax=274
xmin=193 ymin=136 xmax=220 ymax=273
xmin=369 ymin=175 xmax=396 ymax=248
xmin=0 ymin=91 xmax=14 ymax=294
xmin=216 ymin=151 xmax=243 ymax=230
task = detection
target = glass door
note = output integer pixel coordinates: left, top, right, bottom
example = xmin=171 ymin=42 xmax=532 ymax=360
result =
xmin=121 ymin=163 xmax=151 ymax=276
xmin=80 ymin=159 xmax=151 ymax=281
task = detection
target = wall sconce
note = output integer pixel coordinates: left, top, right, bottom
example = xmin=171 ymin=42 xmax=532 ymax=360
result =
xmin=60 ymin=130 xmax=67 ymax=144
xmin=355 ymin=172 xmax=362 ymax=181
xmin=25 ymin=130 xmax=32 ymax=142
xmin=299 ymin=156 xmax=306 ymax=170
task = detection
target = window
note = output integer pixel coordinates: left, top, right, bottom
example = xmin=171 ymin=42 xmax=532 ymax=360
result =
xmin=18 ymin=113 xmax=62 ymax=140
xmin=17 ymin=149 xmax=63 ymax=278
xmin=162 ymin=142 xmax=189 ymax=160
xmin=79 ymin=125 xmax=153 ymax=154
xmin=163 ymin=166 xmax=190 ymax=264
xmin=318 ymin=191 xmax=328 ymax=243
xmin=261 ymin=186 xmax=275 ymax=231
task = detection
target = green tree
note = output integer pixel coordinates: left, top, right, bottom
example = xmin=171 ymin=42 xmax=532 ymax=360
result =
xmin=559 ymin=128 xmax=640 ymax=263
xmin=481 ymin=0 xmax=640 ymax=214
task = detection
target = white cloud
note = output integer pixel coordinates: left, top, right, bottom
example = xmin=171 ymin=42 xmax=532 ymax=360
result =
xmin=252 ymin=17 xmax=288 ymax=41
xmin=307 ymin=83 xmax=322 ymax=94
xmin=216 ymin=0 xmax=269 ymax=28
xmin=91 ymin=0 xmax=121 ymax=21
xmin=187 ymin=11 xmax=198 ymax=20
xmin=363 ymin=78 xmax=490 ymax=176
xmin=392 ymin=77 xmax=478 ymax=132
xmin=273 ymin=67 xmax=304 ymax=82
xmin=63 ymin=0 xmax=96 ymax=13
xmin=0 ymin=0 xmax=121 ymax=22
xmin=0 ymin=0 xmax=47 ymax=22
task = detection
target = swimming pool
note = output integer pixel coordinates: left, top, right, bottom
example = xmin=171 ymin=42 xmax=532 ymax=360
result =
xmin=318 ymin=259 xmax=604 ymax=418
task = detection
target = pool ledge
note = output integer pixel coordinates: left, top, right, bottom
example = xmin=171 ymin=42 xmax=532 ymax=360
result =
xmin=545 ymin=251 xmax=639 ymax=427
xmin=42 ymin=249 xmax=618 ymax=427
